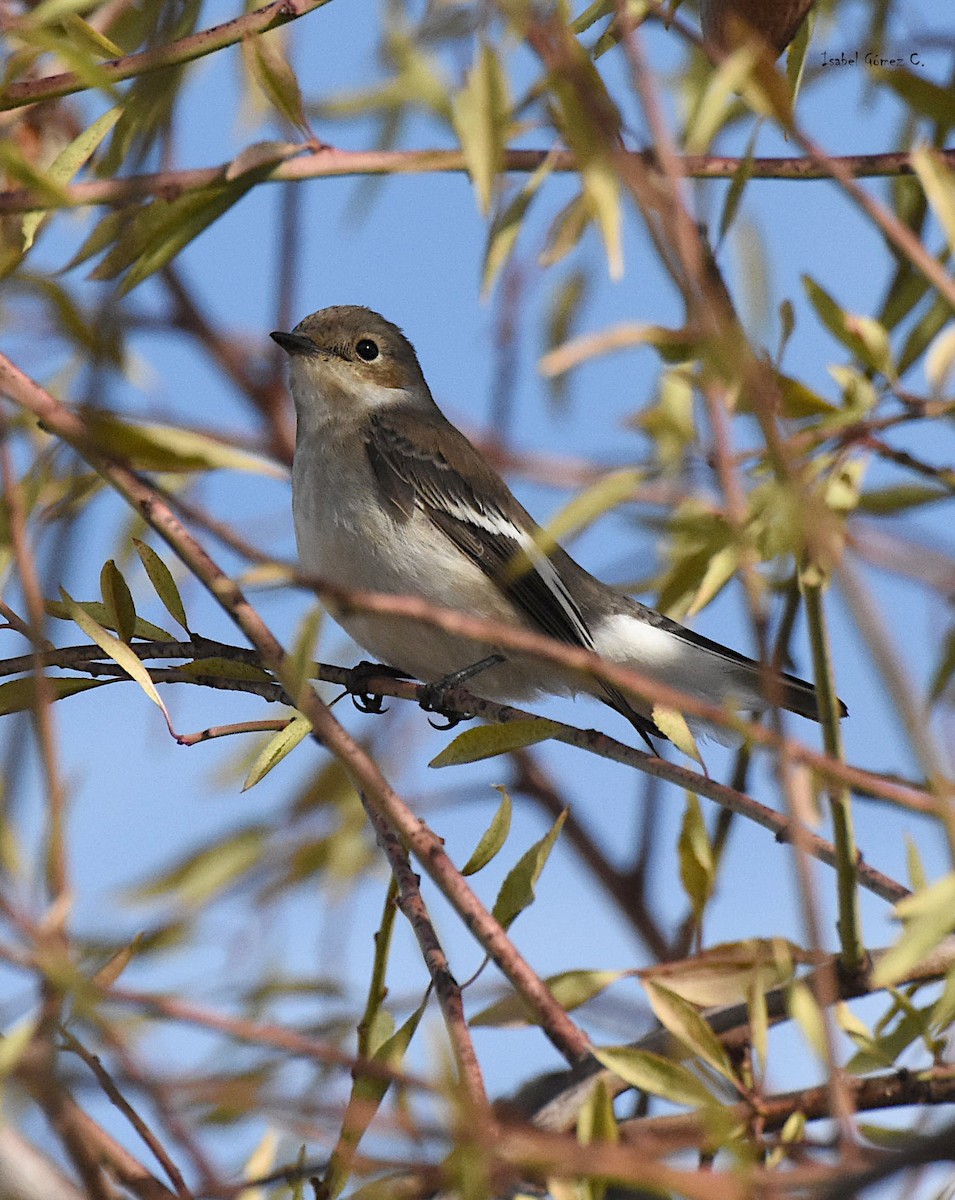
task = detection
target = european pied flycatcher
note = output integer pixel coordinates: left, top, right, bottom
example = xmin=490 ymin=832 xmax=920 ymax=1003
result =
xmin=272 ymin=306 xmax=844 ymax=744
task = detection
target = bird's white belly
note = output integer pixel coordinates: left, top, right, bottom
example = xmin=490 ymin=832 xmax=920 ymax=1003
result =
xmin=293 ymin=445 xmax=553 ymax=698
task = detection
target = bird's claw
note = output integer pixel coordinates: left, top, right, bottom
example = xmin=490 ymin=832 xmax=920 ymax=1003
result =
xmin=418 ymin=680 xmax=469 ymax=730
xmin=346 ymin=660 xmax=409 ymax=716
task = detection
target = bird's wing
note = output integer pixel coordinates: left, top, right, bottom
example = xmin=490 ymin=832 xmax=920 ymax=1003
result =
xmin=366 ymin=407 xmax=663 ymax=746
xmin=365 ymin=409 xmax=593 ymax=649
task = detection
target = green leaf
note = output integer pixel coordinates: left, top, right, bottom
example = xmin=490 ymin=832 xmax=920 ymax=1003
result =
xmin=481 ymin=154 xmax=554 ymax=297
xmin=784 ymin=7 xmax=814 ymax=102
xmin=748 ymin=975 xmax=769 ymax=1073
xmin=536 ymin=469 xmax=645 ymax=550
xmin=653 ymin=707 xmax=703 ymax=766
xmin=872 ymin=873 xmax=955 ymax=988
xmin=243 ymin=715 xmax=313 ymax=791
xmin=678 ymin=793 xmax=715 ymax=922
xmin=178 ymin=657 xmax=272 ymax=684
xmin=803 ymin=277 xmax=893 ymax=375
xmin=577 ymin=1079 xmax=618 ymax=1200
xmin=929 ymin=630 xmax=955 ymax=704
xmin=452 ymin=40 xmax=510 ymax=215
xmin=60 ymin=588 xmax=175 ymax=733
xmin=492 ymin=809 xmax=566 ymax=930
xmin=242 ymin=29 xmax=310 ymax=134
xmin=878 ymin=68 xmax=955 ymax=130
xmin=685 ymin=45 xmax=761 ymax=153
xmin=926 ymin=325 xmax=955 ymax=396
xmin=82 ymin=411 xmax=285 ymax=477
xmin=59 ymin=11 xmax=123 ymax=57
xmin=471 ymin=968 xmax=628 ymax=1027
xmin=543 ymin=35 xmax=623 ymax=277
xmin=591 ymin=1045 xmax=716 ymax=1108
xmin=642 ymin=980 xmax=737 ymax=1085
xmin=911 ymin=146 xmax=955 ymax=254
xmin=133 ymin=539 xmax=189 ymax=634
xmin=580 ymin=159 xmax=622 ymax=280
xmin=461 ymin=785 xmax=512 ymax=876
xmin=898 ymin=293 xmax=951 ymax=377
xmin=429 ymin=719 xmax=561 ymax=768
xmin=285 ymin=606 xmax=323 ymax=707
xmin=788 ymin=980 xmax=827 ymax=1060
xmin=718 ymin=124 xmax=758 ymax=243
xmin=132 ymin=826 xmax=267 ymax=905
xmin=100 ymin=559 xmax=136 ymax=644
xmin=21 ymin=105 xmax=121 ymax=251
xmin=89 ymin=166 xmax=277 ymax=296
xmin=577 ymin=1077 xmax=618 ymax=1145
xmin=544 ymin=269 xmax=588 ymax=409
xmin=685 ymin=545 xmax=739 ymax=618
xmin=857 ymin=485 xmax=951 ymax=514
xmin=905 ymin=835 xmax=928 ymax=892
xmin=0 ymin=1017 xmax=38 ymax=1079
xmin=641 ymin=939 xmax=800 ymax=1007
xmin=45 ymin=599 xmax=171 ymax=641
xmin=91 ymin=933 xmax=144 ymax=988
xmin=0 ymin=675 xmax=112 ymax=716
xmin=539 ymin=192 xmax=590 ymax=269
xmin=323 ymin=992 xmax=427 ymax=1200
xmin=737 ymin=371 xmax=836 ymax=418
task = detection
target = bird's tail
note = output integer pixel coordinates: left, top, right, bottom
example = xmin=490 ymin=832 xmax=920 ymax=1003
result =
xmin=752 ymin=665 xmax=848 ymax=723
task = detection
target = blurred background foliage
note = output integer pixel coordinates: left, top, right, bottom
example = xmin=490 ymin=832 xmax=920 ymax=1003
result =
xmin=1 ymin=0 xmax=955 ymax=1196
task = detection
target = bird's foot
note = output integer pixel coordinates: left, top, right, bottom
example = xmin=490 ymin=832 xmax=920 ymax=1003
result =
xmin=346 ymin=661 xmax=410 ymax=715
xmin=418 ymin=654 xmax=504 ymax=730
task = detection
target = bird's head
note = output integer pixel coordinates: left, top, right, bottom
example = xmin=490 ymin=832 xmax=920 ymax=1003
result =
xmin=271 ymin=306 xmax=431 ymax=420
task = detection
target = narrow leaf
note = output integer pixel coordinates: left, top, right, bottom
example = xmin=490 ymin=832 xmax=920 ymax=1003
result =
xmin=22 ymin=105 xmax=121 ymax=251
xmin=132 ymin=827 xmax=267 ymax=905
xmin=872 ymin=873 xmax=955 ymax=987
xmin=482 ymin=154 xmax=554 ymax=297
xmin=471 ymin=968 xmax=628 ymax=1027
xmin=429 ymin=719 xmax=561 ymax=768
xmin=461 ymin=785 xmax=512 ymax=875
xmin=82 ymin=411 xmax=285 ymax=477
xmin=179 ymin=657 xmax=272 ymax=683
xmin=643 ymin=980 xmax=737 ymax=1085
xmin=100 ymin=559 xmax=136 ymax=644
xmin=0 ymin=675 xmax=111 ymax=716
xmin=678 ymin=793 xmax=715 ymax=922
xmin=592 ymin=1045 xmax=715 ymax=1108
xmin=452 ymin=40 xmax=510 ymax=214
xmin=242 ymin=30 xmax=310 ymax=134
xmin=243 ymin=715 xmax=313 ymax=791
xmin=492 ymin=809 xmax=566 ymax=930
xmin=134 ymin=539 xmax=189 ymax=634
xmin=911 ymin=145 xmax=955 ymax=254
xmin=92 ymin=933 xmax=144 ymax=988
xmin=60 ymin=587 xmax=175 ymax=735
xmin=652 ymin=706 xmax=703 ymax=765
xmin=45 ymin=599 xmax=171 ymax=641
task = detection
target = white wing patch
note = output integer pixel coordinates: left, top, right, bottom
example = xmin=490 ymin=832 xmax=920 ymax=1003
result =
xmin=438 ymin=497 xmax=594 ymax=648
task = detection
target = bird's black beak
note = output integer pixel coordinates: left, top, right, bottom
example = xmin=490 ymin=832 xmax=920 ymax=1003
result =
xmin=270 ymin=330 xmax=316 ymax=356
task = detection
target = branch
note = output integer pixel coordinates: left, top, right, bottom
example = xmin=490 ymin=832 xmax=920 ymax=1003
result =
xmin=0 ymin=636 xmax=914 ymax=903
xmin=525 ymin=935 xmax=955 ymax=1134
xmin=2 ymin=145 xmax=954 ymax=214
xmin=0 ymin=0 xmax=332 ymax=112
xmin=617 ymin=1064 xmax=955 ymax=1155
xmin=364 ymin=801 xmax=488 ymax=1110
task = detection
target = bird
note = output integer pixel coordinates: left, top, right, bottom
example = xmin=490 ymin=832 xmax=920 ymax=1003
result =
xmin=272 ymin=305 xmax=845 ymax=746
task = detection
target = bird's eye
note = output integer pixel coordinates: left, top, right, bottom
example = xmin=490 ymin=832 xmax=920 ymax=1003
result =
xmin=355 ymin=338 xmax=379 ymax=362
